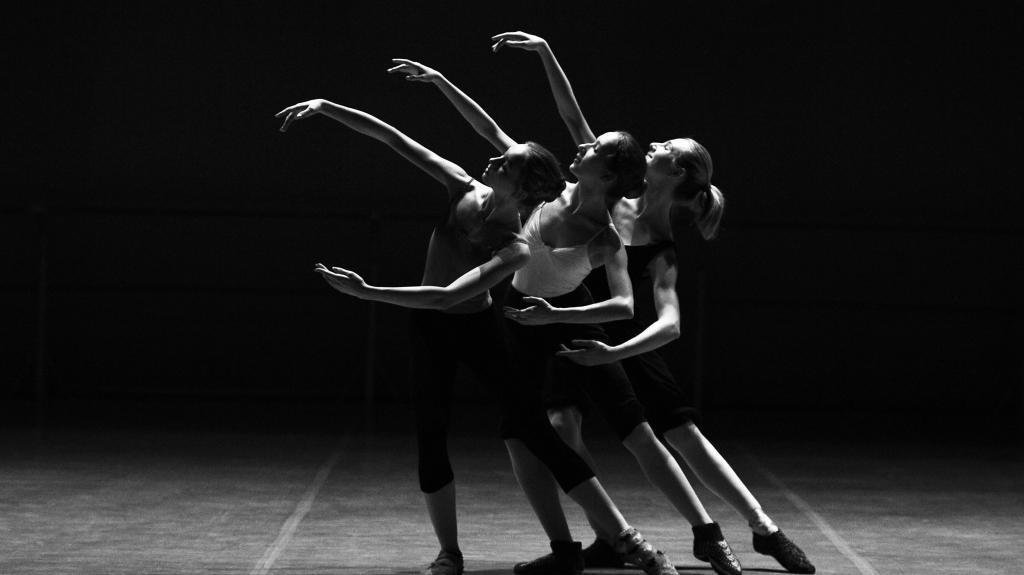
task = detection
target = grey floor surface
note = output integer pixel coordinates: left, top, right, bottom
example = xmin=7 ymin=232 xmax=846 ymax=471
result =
xmin=1 ymin=405 xmax=1021 ymax=575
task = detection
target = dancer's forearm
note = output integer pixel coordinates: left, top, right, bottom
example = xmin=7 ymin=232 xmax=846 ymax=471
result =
xmin=533 ymin=41 xmax=596 ymax=145
xmin=431 ymin=75 xmax=516 ymax=152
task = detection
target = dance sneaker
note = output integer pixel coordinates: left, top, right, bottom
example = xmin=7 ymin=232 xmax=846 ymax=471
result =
xmin=422 ymin=549 xmax=464 ymax=575
xmin=692 ymin=522 xmax=742 ymax=575
xmin=614 ymin=527 xmax=678 ymax=575
xmin=512 ymin=540 xmax=583 ymax=575
xmin=582 ymin=537 xmax=627 ymax=569
xmin=753 ymin=530 xmax=815 ymax=574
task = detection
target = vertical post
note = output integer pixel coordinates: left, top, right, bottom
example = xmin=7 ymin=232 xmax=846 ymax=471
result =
xmin=362 ymin=211 xmax=381 ymax=422
xmin=32 ymin=203 xmax=49 ymax=403
xmin=1016 ymin=275 xmax=1023 ymax=440
xmin=693 ymin=269 xmax=707 ymax=411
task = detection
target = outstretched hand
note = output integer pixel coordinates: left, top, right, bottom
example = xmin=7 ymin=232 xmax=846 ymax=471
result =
xmin=555 ymin=339 xmax=618 ymax=366
xmin=503 ymin=296 xmax=561 ymax=325
xmin=276 ymin=99 xmax=326 ymax=132
xmin=314 ymin=263 xmax=369 ymax=298
xmin=491 ymin=31 xmax=547 ymax=53
xmin=387 ymin=58 xmax=444 ymax=83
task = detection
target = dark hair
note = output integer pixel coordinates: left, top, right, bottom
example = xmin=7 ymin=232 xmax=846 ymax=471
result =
xmin=512 ymin=141 xmax=566 ymax=208
xmin=672 ymin=138 xmax=725 ymax=239
xmin=602 ymin=131 xmax=646 ymax=204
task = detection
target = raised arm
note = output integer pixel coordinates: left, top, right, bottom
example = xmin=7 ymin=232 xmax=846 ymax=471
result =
xmin=388 ymin=59 xmax=516 ymax=154
xmin=315 ymin=241 xmax=528 ymax=310
xmin=276 ymin=99 xmax=471 ymax=193
xmin=492 ymin=31 xmax=597 ymax=146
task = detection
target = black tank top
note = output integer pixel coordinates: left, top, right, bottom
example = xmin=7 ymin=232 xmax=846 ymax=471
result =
xmin=582 ymin=240 xmax=675 ymax=342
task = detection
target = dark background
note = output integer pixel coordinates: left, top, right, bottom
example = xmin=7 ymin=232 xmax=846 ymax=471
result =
xmin=3 ymin=3 xmax=1021 ymax=433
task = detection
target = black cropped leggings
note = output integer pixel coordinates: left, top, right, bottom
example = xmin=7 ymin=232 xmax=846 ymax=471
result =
xmin=410 ymin=306 xmax=595 ymax=494
xmin=505 ymin=285 xmax=647 ymax=441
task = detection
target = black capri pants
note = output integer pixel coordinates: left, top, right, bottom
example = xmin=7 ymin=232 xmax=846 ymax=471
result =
xmin=410 ymin=305 xmax=594 ymax=494
xmin=505 ymin=285 xmax=647 ymax=441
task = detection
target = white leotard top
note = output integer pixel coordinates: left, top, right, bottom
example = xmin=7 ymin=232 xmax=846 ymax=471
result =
xmin=511 ymin=202 xmax=614 ymax=298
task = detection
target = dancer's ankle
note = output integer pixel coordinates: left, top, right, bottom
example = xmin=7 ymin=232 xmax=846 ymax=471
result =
xmin=748 ymin=508 xmax=779 ymax=536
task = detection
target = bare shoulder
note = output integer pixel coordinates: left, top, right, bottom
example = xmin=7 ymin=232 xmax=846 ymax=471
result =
xmin=592 ymin=223 xmax=624 ymax=257
xmin=445 ymin=172 xmax=477 ymax=202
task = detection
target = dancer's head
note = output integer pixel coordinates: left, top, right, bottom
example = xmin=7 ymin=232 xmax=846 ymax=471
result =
xmin=483 ymin=142 xmax=565 ymax=208
xmin=646 ymin=138 xmax=724 ymax=239
xmin=569 ymin=131 xmax=646 ymax=205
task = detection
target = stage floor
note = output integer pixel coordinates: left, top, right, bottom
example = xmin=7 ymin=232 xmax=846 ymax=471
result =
xmin=1 ymin=402 xmax=1021 ymax=574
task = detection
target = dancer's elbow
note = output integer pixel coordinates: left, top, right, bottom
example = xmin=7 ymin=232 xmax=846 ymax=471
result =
xmin=613 ymin=296 xmax=634 ymax=320
xmin=664 ymin=320 xmax=681 ymax=341
xmin=433 ymin=292 xmax=461 ymax=310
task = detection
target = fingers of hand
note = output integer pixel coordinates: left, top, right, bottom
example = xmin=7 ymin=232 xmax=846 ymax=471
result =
xmin=522 ymin=297 xmax=548 ymax=308
xmin=490 ymin=32 xmax=522 ymax=41
xmin=570 ymin=339 xmax=600 ymax=349
xmin=279 ymin=111 xmax=295 ymax=132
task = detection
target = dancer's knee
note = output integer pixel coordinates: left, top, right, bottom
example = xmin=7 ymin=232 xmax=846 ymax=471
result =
xmin=665 ymin=420 xmax=702 ymax=448
xmin=417 ymin=431 xmax=453 ymax=493
xmin=666 ymin=421 xmax=717 ymax=462
xmin=607 ymin=402 xmax=647 ymax=442
xmin=622 ymin=422 xmax=668 ymax=461
xmin=547 ymin=406 xmax=584 ymax=449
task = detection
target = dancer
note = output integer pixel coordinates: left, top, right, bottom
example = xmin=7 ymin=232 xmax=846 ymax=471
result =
xmin=278 ymin=66 xmax=670 ymax=575
xmin=376 ymin=53 xmax=736 ymax=575
xmin=493 ymin=31 xmax=816 ymax=574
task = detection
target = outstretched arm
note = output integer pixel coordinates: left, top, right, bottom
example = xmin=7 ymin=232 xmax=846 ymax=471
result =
xmin=388 ymin=59 xmax=517 ymax=153
xmin=492 ymin=31 xmax=596 ymax=146
xmin=558 ymin=250 xmax=681 ymax=366
xmin=315 ymin=242 xmax=528 ymax=310
xmin=276 ymin=99 xmax=471 ymax=193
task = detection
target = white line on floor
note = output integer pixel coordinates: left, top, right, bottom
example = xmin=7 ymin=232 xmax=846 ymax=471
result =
xmin=745 ymin=451 xmax=880 ymax=575
xmin=249 ymin=446 xmax=343 ymax=575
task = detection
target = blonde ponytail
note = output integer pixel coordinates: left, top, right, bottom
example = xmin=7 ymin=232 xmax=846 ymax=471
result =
xmin=695 ymin=184 xmax=725 ymax=239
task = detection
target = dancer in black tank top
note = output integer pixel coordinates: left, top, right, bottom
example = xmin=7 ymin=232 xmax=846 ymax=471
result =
xmin=494 ymin=31 xmax=816 ymax=575
xmin=279 ymin=59 xmax=675 ymax=575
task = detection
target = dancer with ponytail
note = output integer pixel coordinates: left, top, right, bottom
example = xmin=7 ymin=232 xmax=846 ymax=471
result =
xmin=492 ymin=31 xmax=816 ymax=575
xmin=278 ymin=61 xmax=672 ymax=575
xmin=381 ymin=59 xmax=738 ymax=575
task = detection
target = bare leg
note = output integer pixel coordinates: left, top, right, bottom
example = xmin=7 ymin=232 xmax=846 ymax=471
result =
xmin=564 ymin=479 xmax=629 ymax=537
xmin=664 ymin=422 xmax=778 ymax=534
xmin=424 ymin=482 xmax=460 ymax=551
xmin=622 ymin=422 xmax=713 ymax=526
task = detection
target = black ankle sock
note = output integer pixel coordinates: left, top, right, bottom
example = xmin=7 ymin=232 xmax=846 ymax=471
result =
xmin=441 ymin=547 xmax=463 ymax=557
xmin=550 ymin=540 xmax=582 ymax=554
xmin=692 ymin=521 xmax=724 ymax=541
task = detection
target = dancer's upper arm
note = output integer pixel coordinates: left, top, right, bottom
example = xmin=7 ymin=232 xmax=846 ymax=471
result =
xmin=300 ymin=100 xmax=472 ymax=195
xmin=649 ymin=250 xmax=682 ymax=338
xmin=385 ymin=132 xmax=474 ymax=196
